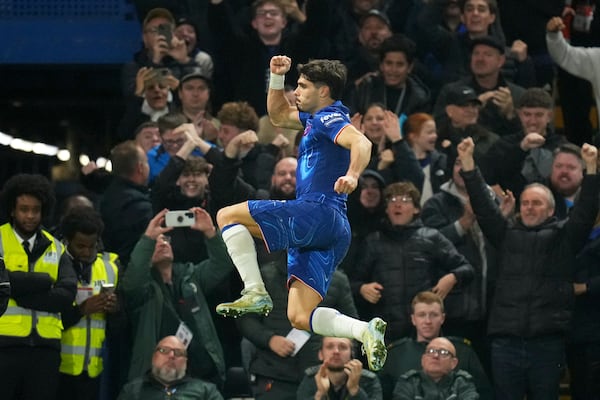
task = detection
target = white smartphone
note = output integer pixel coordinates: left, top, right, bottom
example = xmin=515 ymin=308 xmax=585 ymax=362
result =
xmin=165 ymin=210 xmax=195 ymax=227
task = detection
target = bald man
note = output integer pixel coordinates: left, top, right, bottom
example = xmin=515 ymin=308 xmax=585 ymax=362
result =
xmin=118 ymin=336 xmax=223 ymax=400
xmin=393 ymin=337 xmax=479 ymax=399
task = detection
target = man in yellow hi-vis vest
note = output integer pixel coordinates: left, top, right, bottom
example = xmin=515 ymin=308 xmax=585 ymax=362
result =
xmin=0 ymin=174 xmax=77 ymax=400
xmin=57 ymin=206 xmax=121 ymax=400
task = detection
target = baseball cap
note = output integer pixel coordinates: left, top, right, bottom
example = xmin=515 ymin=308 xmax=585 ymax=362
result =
xmin=143 ymin=8 xmax=175 ymax=27
xmin=360 ymin=9 xmax=392 ymax=29
xmin=470 ymin=35 xmax=504 ymax=54
xmin=180 ymin=67 xmax=211 ymax=85
xmin=446 ymin=85 xmax=482 ymax=106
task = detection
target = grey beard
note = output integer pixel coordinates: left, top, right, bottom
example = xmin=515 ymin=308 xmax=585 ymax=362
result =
xmin=152 ymin=364 xmax=186 ymax=384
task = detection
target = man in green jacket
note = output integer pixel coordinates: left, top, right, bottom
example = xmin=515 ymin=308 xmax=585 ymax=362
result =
xmin=379 ymin=291 xmax=491 ymax=399
xmin=121 ymin=208 xmax=235 ymax=387
xmin=117 ymin=335 xmax=223 ymax=400
xmin=393 ymin=337 xmax=479 ymax=399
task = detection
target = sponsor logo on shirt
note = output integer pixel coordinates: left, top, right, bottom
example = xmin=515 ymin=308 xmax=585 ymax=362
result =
xmin=320 ymin=112 xmax=344 ymax=127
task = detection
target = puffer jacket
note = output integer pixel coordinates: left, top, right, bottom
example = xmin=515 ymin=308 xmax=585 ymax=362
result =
xmin=348 ymin=218 xmax=473 ymax=342
xmin=462 ymin=168 xmax=600 ymax=337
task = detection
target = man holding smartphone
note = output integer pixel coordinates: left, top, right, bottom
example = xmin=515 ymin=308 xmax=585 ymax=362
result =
xmin=57 ymin=206 xmax=120 ymax=400
xmin=120 ymin=208 xmax=235 ymax=389
xmin=121 ymin=8 xmax=204 ymax=100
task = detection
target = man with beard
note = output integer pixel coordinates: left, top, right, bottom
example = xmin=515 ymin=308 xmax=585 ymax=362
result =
xmin=117 ymin=335 xmax=223 ymax=399
xmin=296 ymin=337 xmax=382 ymax=399
xmin=215 ymin=56 xmax=388 ymax=372
xmin=549 ymin=143 xmax=586 ymax=219
xmin=344 ymin=9 xmax=393 ymax=85
xmin=0 ymin=173 xmax=77 ymax=400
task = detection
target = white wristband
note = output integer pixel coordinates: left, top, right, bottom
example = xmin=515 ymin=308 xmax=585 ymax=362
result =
xmin=269 ymin=72 xmax=285 ymax=90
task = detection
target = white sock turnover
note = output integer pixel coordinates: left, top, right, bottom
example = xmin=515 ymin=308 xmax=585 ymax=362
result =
xmin=310 ymin=307 xmax=368 ymax=342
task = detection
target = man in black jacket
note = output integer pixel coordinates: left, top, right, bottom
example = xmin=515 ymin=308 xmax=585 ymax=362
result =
xmin=457 ymin=136 xmax=599 ymax=400
xmin=348 ymin=181 xmax=474 ymax=342
xmin=0 ymin=174 xmax=77 ymax=400
xmin=100 ymin=140 xmax=152 ymax=268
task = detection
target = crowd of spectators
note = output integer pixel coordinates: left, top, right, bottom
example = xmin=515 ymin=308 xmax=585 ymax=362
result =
xmin=1 ymin=0 xmax=600 ymax=399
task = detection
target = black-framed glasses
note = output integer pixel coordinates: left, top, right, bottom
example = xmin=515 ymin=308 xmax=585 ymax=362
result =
xmin=424 ymin=348 xmax=455 ymax=359
xmin=155 ymin=346 xmax=187 ymax=358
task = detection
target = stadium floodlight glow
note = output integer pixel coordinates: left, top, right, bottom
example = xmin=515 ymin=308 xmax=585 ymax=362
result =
xmin=10 ymin=138 xmax=32 ymax=152
xmin=96 ymin=157 xmax=107 ymax=168
xmin=79 ymin=154 xmax=90 ymax=166
xmin=33 ymin=142 xmax=59 ymax=156
xmin=0 ymin=131 xmax=12 ymax=145
xmin=57 ymin=149 xmax=71 ymax=161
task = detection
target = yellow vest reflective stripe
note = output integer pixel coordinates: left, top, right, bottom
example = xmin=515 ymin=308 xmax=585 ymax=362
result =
xmin=60 ymin=252 xmax=119 ymax=377
xmin=0 ymin=224 xmax=64 ymax=339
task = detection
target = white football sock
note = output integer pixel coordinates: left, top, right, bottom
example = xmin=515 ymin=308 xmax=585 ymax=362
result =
xmin=310 ymin=307 xmax=368 ymax=342
xmin=221 ymin=224 xmax=266 ymax=293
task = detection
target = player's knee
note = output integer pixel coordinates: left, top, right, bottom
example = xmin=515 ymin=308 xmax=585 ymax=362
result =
xmin=216 ymin=207 xmax=234 ymax=229
xmin=288 ymin=309 xmax=310 ymax=331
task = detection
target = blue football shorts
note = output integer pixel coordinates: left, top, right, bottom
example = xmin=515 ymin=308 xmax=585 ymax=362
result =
xmin=248 ymin=197 xmax=351 ymax=298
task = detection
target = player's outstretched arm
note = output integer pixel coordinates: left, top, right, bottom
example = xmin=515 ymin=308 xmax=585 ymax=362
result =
xmin=267 ymin=55 xmax=302 ymax=130
xmin=334 ymin=125 xmax=372 ymax=194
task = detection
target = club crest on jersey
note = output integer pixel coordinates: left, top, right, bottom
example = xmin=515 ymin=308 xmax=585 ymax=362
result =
xmin=320 ymin=112 xmax=344 ymax=127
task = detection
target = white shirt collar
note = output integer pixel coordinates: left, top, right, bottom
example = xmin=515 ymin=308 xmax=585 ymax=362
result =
xmin=12 ymin=228 xmax=37 ymax=251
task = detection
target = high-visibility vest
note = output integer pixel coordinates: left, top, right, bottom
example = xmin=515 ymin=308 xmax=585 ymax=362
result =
xmin=60 ymin=252 xmax=119 ymax=377
xmin=0 ymin=223 xmax=64 ymax=339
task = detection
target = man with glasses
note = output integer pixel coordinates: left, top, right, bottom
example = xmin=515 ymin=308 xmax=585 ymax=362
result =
xmin=121 ymin=208 xmax=234 ymax=389
xmin=117 ymin=335 xmax=223 ymax=399
xmin=379 ymin=291 xmax=492 ymax=399
xmin=348 ymin=182 xmax=473 ymax=343
xmin=206 ymin=0 xmax=320 ymax=116
xmin=392 ymin=337 xmax=479 ymax=399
